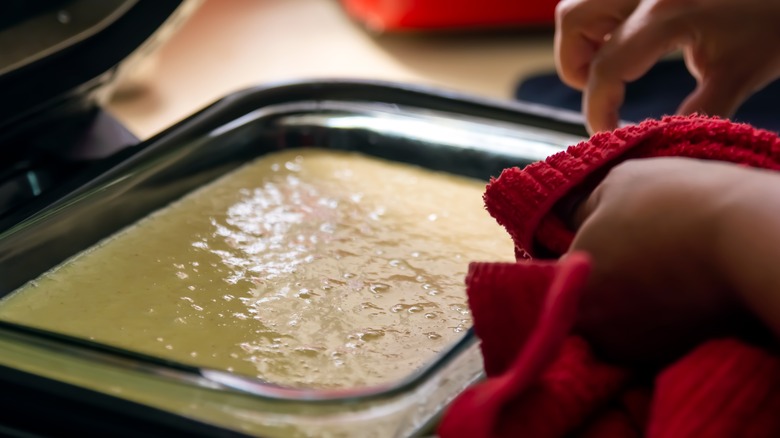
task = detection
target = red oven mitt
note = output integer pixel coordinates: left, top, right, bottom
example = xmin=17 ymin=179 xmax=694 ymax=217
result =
xmin=439 ymin=115 xmax=780 ymax=438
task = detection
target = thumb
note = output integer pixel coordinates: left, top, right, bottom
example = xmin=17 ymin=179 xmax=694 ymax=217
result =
xmin=677 ymin=72 xmax=755 ymax=118
xmin=560 ymin=183 xmax=604 ymax=231
xmin=573 ymin=190 xmax=600 ymax=229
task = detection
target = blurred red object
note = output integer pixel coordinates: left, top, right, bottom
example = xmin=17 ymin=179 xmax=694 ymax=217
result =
xmin=340 ymin=0 xmax=558 ymax=32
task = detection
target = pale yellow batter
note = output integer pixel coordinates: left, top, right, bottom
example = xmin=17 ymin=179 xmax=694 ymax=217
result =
xmin=0 ymin=149 xmax=513 ymax=388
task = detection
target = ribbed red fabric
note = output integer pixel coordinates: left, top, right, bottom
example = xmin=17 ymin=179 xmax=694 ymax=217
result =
xmin=438 ymin=116 xmax=780 ymax=438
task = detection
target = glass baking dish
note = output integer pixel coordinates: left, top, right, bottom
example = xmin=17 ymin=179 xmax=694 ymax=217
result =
xmin=0 ymin=81 xmax=585 ymax=437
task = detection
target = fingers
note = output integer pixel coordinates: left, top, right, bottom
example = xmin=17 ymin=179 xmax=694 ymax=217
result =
xmin=677 ymin=70 xmax=759 ymax=118
xmin=583 ymin=76 xmax=623 ymax=134
xmin=555 ymin=0 xmax=640 ymax=90
xmin=583 ymin=4 xmax=688 ymax=133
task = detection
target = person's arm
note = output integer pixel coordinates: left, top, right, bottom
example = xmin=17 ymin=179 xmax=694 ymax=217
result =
xmin=569 ymin=157 xmax=780 ymax=364
xmin=713 ymin=167 xmax=780 ymax=338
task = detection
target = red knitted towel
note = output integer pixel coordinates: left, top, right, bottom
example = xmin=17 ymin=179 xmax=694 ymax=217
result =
xmin=438 ymin=115 xmax=780 ymax=438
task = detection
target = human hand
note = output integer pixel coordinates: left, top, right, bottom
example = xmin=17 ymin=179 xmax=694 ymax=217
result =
xmin=567 ymin=158 xmax=756 ymax=364
xmin=555 ymin=0 xmax=780 ymax=134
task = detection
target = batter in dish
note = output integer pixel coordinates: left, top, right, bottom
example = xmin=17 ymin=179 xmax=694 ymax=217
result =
xmin=0 ymin=149 xmax=514 ymax=388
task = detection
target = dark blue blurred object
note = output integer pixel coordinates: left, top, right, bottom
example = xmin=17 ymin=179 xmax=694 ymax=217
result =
xmin=515 ymin=59 xmax=780 ymax=132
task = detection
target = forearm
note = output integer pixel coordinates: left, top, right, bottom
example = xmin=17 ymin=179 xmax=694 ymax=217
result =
xmin=713 ymin=167 xmax=780 ymax=337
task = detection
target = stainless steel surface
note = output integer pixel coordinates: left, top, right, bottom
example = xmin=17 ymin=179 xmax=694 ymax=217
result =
xmin=0 ymin=0 xmax=136 ymax=77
